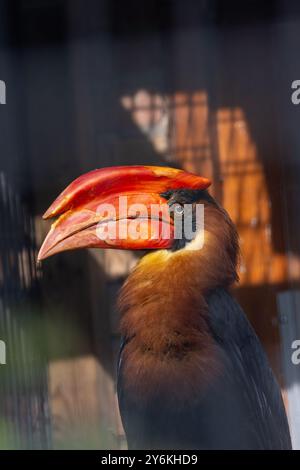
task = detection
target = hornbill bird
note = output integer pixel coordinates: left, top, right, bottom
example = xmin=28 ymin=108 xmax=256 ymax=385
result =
xmin=38 ymin=165 xmax=292 ymax=450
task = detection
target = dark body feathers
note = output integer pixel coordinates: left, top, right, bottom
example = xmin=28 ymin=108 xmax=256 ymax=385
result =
xmin=117 ymin=288 xmax=292 ymax=450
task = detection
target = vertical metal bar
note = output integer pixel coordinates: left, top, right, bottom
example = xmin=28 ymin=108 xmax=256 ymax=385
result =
xmin=277 ymin=290 xmax=300 ymax=450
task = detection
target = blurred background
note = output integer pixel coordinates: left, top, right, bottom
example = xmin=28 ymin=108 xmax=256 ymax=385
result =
xmin=1 ymin=0 xmax=300 ymax=449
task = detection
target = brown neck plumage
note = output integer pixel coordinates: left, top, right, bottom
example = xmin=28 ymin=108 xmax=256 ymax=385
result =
xmin=118 ymin=199 xmax=238 ymax=405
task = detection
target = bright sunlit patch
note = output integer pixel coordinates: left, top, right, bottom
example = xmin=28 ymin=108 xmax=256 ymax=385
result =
xmin=121 ymin=90 xmax=170 ymax=154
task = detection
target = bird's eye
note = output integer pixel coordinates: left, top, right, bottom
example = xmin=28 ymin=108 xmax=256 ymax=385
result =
xmin=173 ymin=203 xmax=184 ymax=215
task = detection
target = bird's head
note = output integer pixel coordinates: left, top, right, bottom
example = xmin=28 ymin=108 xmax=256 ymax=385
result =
xmin=38 ymin=165 xmax=213 ymax=261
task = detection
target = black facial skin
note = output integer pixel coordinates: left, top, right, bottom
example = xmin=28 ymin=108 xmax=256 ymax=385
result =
xmin=160 ymin=189 xmax=218 ymax=251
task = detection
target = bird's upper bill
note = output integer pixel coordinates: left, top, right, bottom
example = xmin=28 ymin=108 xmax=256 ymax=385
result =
xmin=38 ymin=165 xmax=211 ymax=261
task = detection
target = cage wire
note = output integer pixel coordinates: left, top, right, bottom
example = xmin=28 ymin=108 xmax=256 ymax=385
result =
xmin=0 ymin=172 xmax=51 ymax=449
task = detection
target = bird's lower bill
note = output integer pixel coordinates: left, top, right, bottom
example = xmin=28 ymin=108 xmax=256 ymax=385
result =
xmin=37 ymin=194 xmax=174 ymax=260
xmin=38 ymin=213 xmax=173 ymax=260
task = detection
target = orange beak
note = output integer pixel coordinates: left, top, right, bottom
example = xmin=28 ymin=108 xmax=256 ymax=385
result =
xmin=38 ymin=165 xmax=211 ymax=261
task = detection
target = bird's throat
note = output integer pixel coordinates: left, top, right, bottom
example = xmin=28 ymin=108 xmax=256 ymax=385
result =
xmin=119 ymin=249 xmax=213 ymax=350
